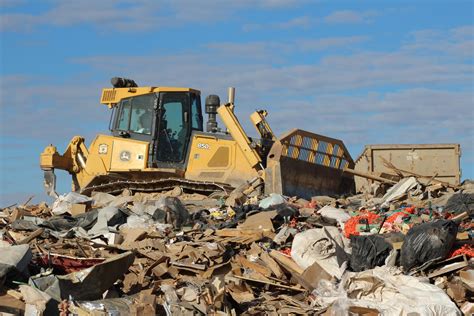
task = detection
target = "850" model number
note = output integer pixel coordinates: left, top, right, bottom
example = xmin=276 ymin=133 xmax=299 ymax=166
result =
xmin=197 ymin=143 xmax=210 ymax=150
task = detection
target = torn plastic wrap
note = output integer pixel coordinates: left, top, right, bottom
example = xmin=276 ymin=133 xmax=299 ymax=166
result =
xmin=69 ymin=297 xmax=134 ymax=315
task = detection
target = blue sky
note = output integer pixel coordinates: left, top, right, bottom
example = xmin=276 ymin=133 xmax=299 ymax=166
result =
xmin=0 ymin=0 xmax=473 ymax=206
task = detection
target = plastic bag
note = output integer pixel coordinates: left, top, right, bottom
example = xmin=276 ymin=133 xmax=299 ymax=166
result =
xmin=153 ymin=197 xmax=189 ymax=229
xmin=400 ymin=219 xmax=458 ymax=271
xmin=51 ymin=192 xmax=92 ymax=215
xmin=258 ymin=193 xmax=286 ymax=209
xmin=350 ymin=235 xmax=392 ymax=272
xmin=318 ymin=205 xmax=351 ymax=226
xmin=291 ymin=227 xmax=349 ymax=278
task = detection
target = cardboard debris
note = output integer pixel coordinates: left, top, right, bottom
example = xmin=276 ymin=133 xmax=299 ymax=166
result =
xmin=70 ymin=203 xmax=89 ymax=216
xmin=0 ymin=175 xmax=472 ymax=314
xmin=237 ymin=210 xmax=276 ymax=231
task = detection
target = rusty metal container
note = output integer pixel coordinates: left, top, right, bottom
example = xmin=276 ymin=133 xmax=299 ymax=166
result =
xmin=354 ymin=144 xmax=461 ymax=192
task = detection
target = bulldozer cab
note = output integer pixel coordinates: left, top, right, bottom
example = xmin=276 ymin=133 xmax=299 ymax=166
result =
xmin=110 ymin=91 xmax=203 ymax=169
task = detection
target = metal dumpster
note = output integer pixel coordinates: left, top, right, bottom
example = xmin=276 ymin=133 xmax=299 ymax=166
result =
xmin=354 ymin=144 xmax=461 ymax=192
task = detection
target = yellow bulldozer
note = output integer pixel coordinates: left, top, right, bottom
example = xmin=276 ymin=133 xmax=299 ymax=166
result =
xmin=40 ymin=77 xmax=355 ymax=199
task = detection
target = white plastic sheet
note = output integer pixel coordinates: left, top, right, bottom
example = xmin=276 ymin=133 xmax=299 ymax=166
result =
xmin=380 ymin=177 xmax=419 ymax=208
xmin=314 ymin=266 xmax=461 ymax=316
xmin=51 ymin=192 xmax=92 ymax=215
xmin=318 ymin=205 xmax=351 ymax=226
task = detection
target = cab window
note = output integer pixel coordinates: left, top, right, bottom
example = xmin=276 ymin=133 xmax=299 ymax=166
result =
xmin=117 ymin=100 xmax=131 ymax=131
xmin=116 ymin=94 xmax=154 ymax=135
xmin=191 ymin=93 xmax=203 ymax=130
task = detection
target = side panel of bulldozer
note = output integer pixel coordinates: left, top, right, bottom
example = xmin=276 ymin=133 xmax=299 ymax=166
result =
xmin=77 ymin=135 xmax=150 ymax=188
xmin=265 ymin=129 xmax=355 ymax=199
xmin=184 ymin=132 xmax=259 ymax=188
xmin=40 ymin=134 xmax=154 ymax=193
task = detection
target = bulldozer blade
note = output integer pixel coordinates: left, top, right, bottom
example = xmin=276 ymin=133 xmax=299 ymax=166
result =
xmin=265 ymin=129 xmax=355 ymax=199
xmin=44 ymin=169 xmax=58 ymax=198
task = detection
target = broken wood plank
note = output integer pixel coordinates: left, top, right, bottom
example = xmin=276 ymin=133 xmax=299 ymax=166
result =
xmin=268 ymin=250 xmax=304 ymax=275
xmin=170 ymin=261 xmax=207 ymax=271
xmin=343 ymin=167 xmax=397 ymax=184
xmin=17 ymin=228 xmax=44 ymax=245
xmin=236 ymin=255 xmax=272 ymax=277
xmin=428 ymin=255 xmax=469 ymax=279
xmin=260 ymin=251 xmax=284 ymax=279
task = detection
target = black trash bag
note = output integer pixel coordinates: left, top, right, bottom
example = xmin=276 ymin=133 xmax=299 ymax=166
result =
xmin=400 ymin=219 xmax=458 ymax=271
xmin=272 ymin=204 xmax=298 ymax=226
xmin=350 ymin=235 xmax=393 ymax=272
xmin=39 ymin=210 xmax=99 ymax=231
xmin=444 ymin=193 xmax=474 ymax=214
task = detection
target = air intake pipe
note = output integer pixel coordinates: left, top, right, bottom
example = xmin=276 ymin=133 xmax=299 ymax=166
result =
xmin=205 ymin=94 xmax=220 ymax=133
xmin=111 ymin=77 xmax=138 ymax=88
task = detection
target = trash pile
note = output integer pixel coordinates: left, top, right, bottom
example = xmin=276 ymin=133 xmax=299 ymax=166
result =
xmin=0 ymin=177 xmax=473 ymax=315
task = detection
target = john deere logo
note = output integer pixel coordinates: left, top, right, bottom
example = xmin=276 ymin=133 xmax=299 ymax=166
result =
xmin=98 ymin=144 xmax=108 ymax=154
xmin=120 ymin=151 xmax=131 ymax=161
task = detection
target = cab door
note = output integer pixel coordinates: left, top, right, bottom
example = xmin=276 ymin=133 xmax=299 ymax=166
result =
xmin=155 ymin=92 xmax=192 ymax=169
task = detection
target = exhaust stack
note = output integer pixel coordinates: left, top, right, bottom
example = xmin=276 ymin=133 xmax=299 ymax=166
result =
xmin=228 ymin=87 xmax=235 ymax=105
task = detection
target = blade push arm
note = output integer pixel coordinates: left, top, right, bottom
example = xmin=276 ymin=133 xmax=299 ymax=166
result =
xmin=40 ymin=136 xmax=89 ymax=196
xmin=217 ymin=103 xmax=263 ymax=171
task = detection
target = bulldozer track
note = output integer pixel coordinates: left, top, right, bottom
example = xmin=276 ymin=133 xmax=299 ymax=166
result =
xmin=80 ymin=178 xmax=234 ymax=196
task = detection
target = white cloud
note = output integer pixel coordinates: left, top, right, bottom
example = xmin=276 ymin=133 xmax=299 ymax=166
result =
xmin=12 ymin=24 xmax=469 ymax=149
xmin=258 ymin=0 xmax=304 ymax=8
xmin=0 ymin=75 xmax=109 ymax=141
xmin=243 ymin=16 xmax=318 ymax=32
xmin=0 ymin=0 xmax=26 ymax=7
xmin=402 ymin=26 xmax=474 ymax=58
xmin=265 ymin=89 xmax=473 ymax=165
xmin=277 ymin=16 xmax=312 ymax=28
xmin=324 ymin=10 xmax=379 ymax=24
xmin=0 ymin=0 xmax=308 ymax=32
xmin=68 ymin=34 xmax=471 ymax=105
xmin=297 ymin=36 xmax=369 ymax=51
xmin=204 ymin=36 xmax=368 ymax=60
